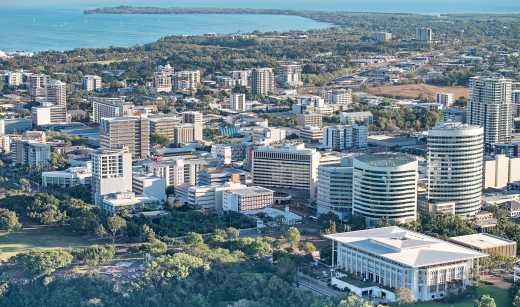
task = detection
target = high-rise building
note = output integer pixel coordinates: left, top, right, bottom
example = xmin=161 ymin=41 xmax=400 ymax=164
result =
xmin=352 ymin=153 xmax=418 ymax=226
xmin=182 ymin=111 xmax=203 ymax=141
xmin=325 ymin=89 xmax=352 ymax=105
xmin=5 ymin=71 xmax=22 ymax=87
xmin=46 ymin=79 xmax=67 ymax=106
xmin=416 ymin=27 xmax=433 ymax=42
xmin=278 ymin=64 xmax=302 ymax=88
xmin=28 ymin=74 xmax=47 ymax=97
xmin=90 ymin=97 xmax=131 ymax=124
xmin=149 ymin=114 xmax=182 ymax=141
xmin=317 ymin=159 xmax=353 ymax=220
xmin=15 ymin=140 xmax=51 ymax=168
xmin=322 ymin=124 xmax=368 ymax=150
xmin=512 ymin=90 xmax=520 ymax=117
xmin=100 ymin=116 xmax=150 ymax=159
xmin=154 ymin=72 xmax=172 ymax=93
xmin=147 ymin=159 xmax=186 ymax=187
xmin=436 ymin=93 xmax=454 ymax=107
xmin=252 ymin=144 xmax=321 ymax=199
xmin=297 ymin=113 xmax=323 ymax=127
xmin=373 ymin=31 xmax=393 ymax=42
xmin=427 ymin=123 xmax=484 ymax=217
xmin=91 ymin=147 xmax=132 ymax=206
xmin=173 ymin=124 xmax=195 ymax=145
xmin=173 ymin=70 xmax=201 ymax=92
xmin=82 ymin=75 xmax=102 ymax=92
xmin=467 ymin=76 xmax=512 ymax=146
xmin=231 ymin=70 xmax=250 ymax=87
xmin=251 ymin=68 xmax=275 ymax=96
xmin=230 ymin=93 xmax=246 ymax=112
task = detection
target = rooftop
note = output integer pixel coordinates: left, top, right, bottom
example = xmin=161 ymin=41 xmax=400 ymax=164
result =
xmin=325 ymin=226 xmax=487 ymax=268
xmin=450 ymin=233 xmax=516 ymax=249
xmin=354 ymin=152 xmax=416 ymax=168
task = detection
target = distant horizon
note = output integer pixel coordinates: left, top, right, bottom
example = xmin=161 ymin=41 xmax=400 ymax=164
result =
xmin=1 ymin=0 xmax=520 ymax=14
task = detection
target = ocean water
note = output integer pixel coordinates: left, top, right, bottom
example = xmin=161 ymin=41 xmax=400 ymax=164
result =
xmin=1 ymin=0 xmax=520 ymax=52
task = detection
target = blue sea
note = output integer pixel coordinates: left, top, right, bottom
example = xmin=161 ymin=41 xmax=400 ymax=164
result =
xmin=1 ymin=0 xmax=520 ymax=52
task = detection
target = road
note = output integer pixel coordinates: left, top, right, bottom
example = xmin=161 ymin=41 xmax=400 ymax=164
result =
xmin=296 ymin=273 xmax=344 ymax=298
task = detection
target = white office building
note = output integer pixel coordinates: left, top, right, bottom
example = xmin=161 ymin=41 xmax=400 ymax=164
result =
xmin=82 ymin=75 xmax=102 ymax=92
xmin=322 ymin=124 xmax=368 ymax=150
xmin=353 ymin=153 xmax=418 ymax=226
xmin=182 ymin=111 xmax=203 ymax=141
xmin=91 ymin=147 xmax=133 ymax=206
xmin=42 ymin=164 xmax=92 ymax=188
xmin=32 ymin=103 xmax=68 ymax=126
xmin=317 ymin=159 xmax=353 ymax=220
xmin=230 ymin=92 xmax=247 ymax=112
xmin=415 ymin=27 xmax=433 ymax=42
xmin=251 ymin=67 xmax=275 ymax=96
xmin=436 ymin=93 xmax=454 ymax=107
xmin=467 ymin=76 xmax=512 ymax=146
xmin=46 ymin=79 xmax=67 ymax=106
xmin=326 ymin=227 xmax=487 ymax=303
xmin=132 ymin=174 xmax=167 ymax=202
xmin=91 ymin=97 xmax=132 ymax=124
xmin=325 ymin=89 xmax=353 ymax=106
xmin=252 ymin=144 xmax=320 ymax=199
xmin=278 ymin=64 xmax=302 ymax=88
xmin=427 ymin=123 xmax=484 ymax=217
xmin=222 ymin=186 xmax=274 ymax=212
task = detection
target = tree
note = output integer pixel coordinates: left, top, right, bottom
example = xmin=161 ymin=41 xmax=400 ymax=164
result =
xmin=302 ymin=242 xmax=316 ymax=254
xmin=12 ymin=249 xmax=73 ymax=277
xmin=395 ymin=287 xmax=415 ymax=305
xmin=19 ymin=178 xmax=31 ymax=192
xmin=185 ymin=232 xmax=204 ymax=246
xmin=106 ymin=215 xmax=127 ymax=243
xmin=76 ymin=245 xmax=115 ymax=265
xmin=474 ymin=294 xmax=496 ymax=307
xmin=226 ymin=227 xmax=240 ymax=240
xmin=151 ymin=133 xmax=171 ymax=147
xmin=285 ymin=227 xmax=300 ymax=248
xmin=143 ymin=253 xmax=209 ymax=285
xmin=338 ymin=294 xmax=372 ymax=307
xmin=514 ymin=293 xmax=520 ymax=307
xmin=0 ymin=208 xmax=21 ymax=232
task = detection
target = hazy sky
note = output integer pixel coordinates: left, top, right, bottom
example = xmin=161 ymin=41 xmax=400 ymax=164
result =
xmin=1 ymin=0 xmax=519 ymax=13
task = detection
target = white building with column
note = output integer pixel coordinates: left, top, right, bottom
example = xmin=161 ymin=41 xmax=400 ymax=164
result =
xmin=427 ymin=123 xmax=484 ymax=217
xmin=326 ymin=226 xmax=487 ymax=303
xmin=352 ymin=153 xmax=418 ymax=226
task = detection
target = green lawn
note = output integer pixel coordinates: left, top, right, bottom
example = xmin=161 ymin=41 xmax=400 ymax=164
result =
xmin=0 ymin=226 xmax=100 ymax=261
xmin=398 ymin=284 xmax=510 ymax=307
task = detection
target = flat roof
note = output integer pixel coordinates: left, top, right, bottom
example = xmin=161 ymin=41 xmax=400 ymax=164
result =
xmin=450 ymin=233 xmax=516 ymax=249
xmin=325 ymin=226 xmax=487 ymax=268
xmin=355 ymin=152 xmax=416 ymax=168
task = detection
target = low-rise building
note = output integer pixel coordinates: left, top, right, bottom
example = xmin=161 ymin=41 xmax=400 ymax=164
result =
xmin=132 ymin=174 xmax=167 ymax=202
xmin=450 ymin=233 xmax=517 ymax=258
xmin=42 ymin=164 xmax=92 ymax=187
xmin=101 ymin=191 xmax=162 ymax=214
xmin=222 ymin=186 xmax=274 ymax=212
xmin=326 ymin=227 xmax=487 ymax=303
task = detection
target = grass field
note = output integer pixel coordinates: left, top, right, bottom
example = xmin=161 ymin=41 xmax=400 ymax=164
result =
xmin=367 ymin=84 xmax=469 ymax=100
xmin=396 ymin=284 xmax=510 ymax=307
xmin=0 ymin=226 xmax=100 ymax=261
